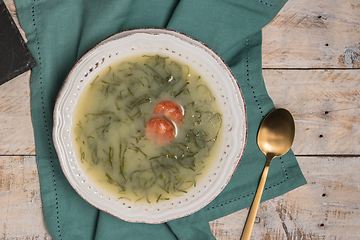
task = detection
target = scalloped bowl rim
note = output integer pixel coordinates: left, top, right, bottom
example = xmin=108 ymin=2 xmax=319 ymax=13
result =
xmin=53 ymin=28 xmax=247 ymax=224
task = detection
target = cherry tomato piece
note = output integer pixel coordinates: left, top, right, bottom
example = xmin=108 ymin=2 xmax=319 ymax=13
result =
xmin=146 ymin=118 xmax=175 ymax=146
xmin=153 ymin=101 xmax=183 ymax=126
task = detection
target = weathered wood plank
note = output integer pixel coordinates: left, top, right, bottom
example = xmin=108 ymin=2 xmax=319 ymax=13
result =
xmin=1 ymin=155 xmax=359 ymax=239
xmin=0 ymin=2 xmax=34 ymax=155
xmin=1 ymin=1 xmax=359 ymax=240
xmin=5 ymin=0 xmax=360 ymax=69
xmin=1 ymin=69 xmax=359 ymax=156
xmin=0 ymin=156 xmax=52 ymax=239
xmin=262 ymin=0 xmax=360 ymax=69
xmin=2 ymin=0 xmax=359 ymax=155
xmin=0 ymin=71 xmax=35 ymax=155
xmin=210 ymin=156 xmax=360 ymax=240
xmin=263 ymin=69 xmax=360 ymax=155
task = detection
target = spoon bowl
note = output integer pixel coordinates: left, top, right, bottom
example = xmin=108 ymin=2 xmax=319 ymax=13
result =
xmin=240 ymin=108 xmax=295 ymax=240
xmin=257 ymin=108 xmax=295 ymax=157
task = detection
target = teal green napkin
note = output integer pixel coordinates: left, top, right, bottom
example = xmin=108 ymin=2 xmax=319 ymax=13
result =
xmin=15 ymin=0 xmax=306 ymax=239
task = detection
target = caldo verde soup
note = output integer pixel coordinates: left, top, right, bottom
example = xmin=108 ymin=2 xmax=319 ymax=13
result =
xmin=73 ymin=54 xmax=223 ymax=204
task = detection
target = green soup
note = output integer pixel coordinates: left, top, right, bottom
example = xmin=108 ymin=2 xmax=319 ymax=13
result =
xmin=73 ymin=54 xmax=223 ymax=204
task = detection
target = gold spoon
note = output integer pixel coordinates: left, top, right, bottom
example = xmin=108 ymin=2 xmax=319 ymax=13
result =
xmin=240 ymin=108 xmax=295 ymax=240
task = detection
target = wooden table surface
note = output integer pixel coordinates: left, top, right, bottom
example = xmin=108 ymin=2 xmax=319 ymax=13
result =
xmin=1 ymin=0 xmax=359 ymax=239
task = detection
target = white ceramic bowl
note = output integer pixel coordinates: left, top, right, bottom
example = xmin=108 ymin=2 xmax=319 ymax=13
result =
xmin=53 ymin=28 xmax=247 ymax=223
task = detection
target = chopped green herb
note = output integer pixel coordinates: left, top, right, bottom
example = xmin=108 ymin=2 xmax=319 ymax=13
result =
xmin=73 ymin=54 xmax=223 ymax=204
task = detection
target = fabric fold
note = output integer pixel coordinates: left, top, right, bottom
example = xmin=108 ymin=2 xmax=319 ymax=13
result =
xmin=14 ymin=0 xmax=306 ymax=239
xmin=167 ymin=211 xmax=216 ymax=240
xmin=167 ymin=0 xmax=287 ymax=59
xmin=94 ymin=213 xmax=177 ymax=240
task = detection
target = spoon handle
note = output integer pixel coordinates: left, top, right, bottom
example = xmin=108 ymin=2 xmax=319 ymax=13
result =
xmin=240 ymin=156 xmax=272 ymax=240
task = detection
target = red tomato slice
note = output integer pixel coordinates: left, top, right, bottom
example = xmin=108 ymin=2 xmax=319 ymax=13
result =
xmin=153 ymin=101 xmax=183 ymax=126
xmin=146 ymin=118 xmax=175 ymax=146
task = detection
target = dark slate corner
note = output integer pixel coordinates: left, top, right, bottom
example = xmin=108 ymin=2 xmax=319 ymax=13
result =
xmin=0 ymin=0 xmax=36 ymax=85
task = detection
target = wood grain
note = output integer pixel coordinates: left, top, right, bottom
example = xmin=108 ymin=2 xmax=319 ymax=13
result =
xmin=1 ymin=155 xmax=359 ymax=239
xmin=262 ymin=0 xmax=360 ymax=69
xmin=264 ymin=69 xmax=360 ymax=155
xmin=0 ymin=0 xmax=34 ymax=156
xmin=210 ymin=156 xmax=360 ymax=240
xmin=0 ymin=156 xmax=51 ymax=239
xmin=2 ymin=0 xmax=360 ymax=156
xmin=0 ymin=71 xmax=35 ymax=155
xmin=2 ymin=69 xmax=359 ymax=156
xmin=1 ymin=0 xmax=359 ymax=239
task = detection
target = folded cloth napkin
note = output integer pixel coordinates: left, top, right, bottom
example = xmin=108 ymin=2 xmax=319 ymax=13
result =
xmin=15 ymin=0 xmax=306 ymax=239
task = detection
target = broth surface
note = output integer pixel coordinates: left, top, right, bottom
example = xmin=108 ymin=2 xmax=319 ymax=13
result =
xmin=73 ymin=54 xmax=223 ymax=204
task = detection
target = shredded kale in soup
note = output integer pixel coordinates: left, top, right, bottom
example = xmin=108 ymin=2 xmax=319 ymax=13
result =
xmin=73 ymin=54 xmax=223 ymax=204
